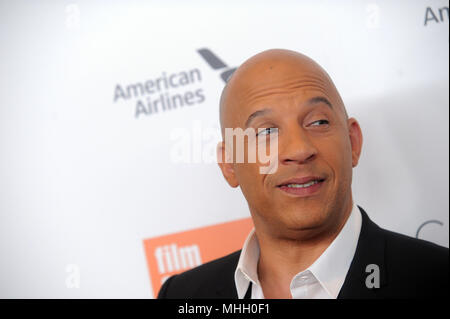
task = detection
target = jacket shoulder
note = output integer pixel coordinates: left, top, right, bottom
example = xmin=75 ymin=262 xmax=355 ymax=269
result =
xmin=380 ymin=227 xmax=448 ymax=295
xmin=382 ymin=227 xmax=448 ymax=265
xmin=157 ymin=250 xmax=241 ymax=298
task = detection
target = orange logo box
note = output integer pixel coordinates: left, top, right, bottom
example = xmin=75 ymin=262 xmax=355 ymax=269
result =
xmin=143 ymin=217 xmax=254 ymax=297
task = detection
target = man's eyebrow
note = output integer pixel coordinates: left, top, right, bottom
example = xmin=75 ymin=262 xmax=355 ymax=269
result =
xmin=244 ymin=97 xmax=332 ymax=128
xmin=245 ymin=109 xmax=272 ymax=128
xmin=307 ymin=96 xmax=333 ymax=108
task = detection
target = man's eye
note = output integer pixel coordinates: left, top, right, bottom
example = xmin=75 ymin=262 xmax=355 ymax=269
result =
xmin=310 ymin=119 xmax=329 ymax=126
xmin=257 ymin=127 xmax=278 ymax=137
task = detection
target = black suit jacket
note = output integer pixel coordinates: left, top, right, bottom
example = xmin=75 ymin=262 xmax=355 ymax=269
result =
xmin=158 ymin=206 xmax=448 ymax=298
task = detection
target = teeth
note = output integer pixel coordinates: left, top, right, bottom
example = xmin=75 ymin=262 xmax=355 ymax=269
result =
xmin=286 ymin=180 xmax=319 ymax=188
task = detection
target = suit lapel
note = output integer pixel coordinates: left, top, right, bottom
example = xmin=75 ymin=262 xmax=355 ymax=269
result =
xmin=338 ymin=206 xmax=388 ymax=298
xmin=214 ymin=252 xmax=241 ymax=298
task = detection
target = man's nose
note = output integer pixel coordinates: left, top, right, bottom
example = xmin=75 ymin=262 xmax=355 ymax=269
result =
xmin=278 ymin=126 xmax=317 ymax=165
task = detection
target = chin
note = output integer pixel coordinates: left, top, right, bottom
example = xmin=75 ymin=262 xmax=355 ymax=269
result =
xmin=282 ymin=206 xmax=330 ymax=231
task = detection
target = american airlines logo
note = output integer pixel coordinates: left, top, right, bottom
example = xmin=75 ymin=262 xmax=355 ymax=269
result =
xmin=197 ymin=48 xmax=237 ymax=83
xmin=112 ymin=48 xmax=236 ymax=119
xmin=424 ymin=5 xmax=449 ymax=26
xmin=155 ymin=244 xmax=202 ymax=283
xmin=113 ymin=69 xmax=205 ymax=118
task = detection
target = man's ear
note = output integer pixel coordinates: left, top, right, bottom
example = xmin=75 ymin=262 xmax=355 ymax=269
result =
xmin=216 ymin=141 xmax=239 ymax=188
xmin=347 ymin=118 xmax=363 ymax=168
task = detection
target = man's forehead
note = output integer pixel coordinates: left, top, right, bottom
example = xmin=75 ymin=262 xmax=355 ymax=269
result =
xmin=230 ymin=73 xmax=331 ymax=107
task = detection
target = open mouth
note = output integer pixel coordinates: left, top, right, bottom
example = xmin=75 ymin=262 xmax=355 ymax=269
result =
xmin=277 ymin=177 xmax=326 ymax=196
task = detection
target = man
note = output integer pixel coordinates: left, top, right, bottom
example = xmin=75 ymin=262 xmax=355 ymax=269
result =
xmin=158 ymin=49 xmax=448 ymax=299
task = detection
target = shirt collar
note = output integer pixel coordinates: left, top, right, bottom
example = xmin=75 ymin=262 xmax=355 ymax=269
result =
xmin=234 ymin=202 xmax=362 ymax=299
xmin=234 ymin=228 xmax=259 ymax=299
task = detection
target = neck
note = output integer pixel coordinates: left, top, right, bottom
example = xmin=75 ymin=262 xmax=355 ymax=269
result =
xmin=255 ymin=198 xmax=354 ymax=298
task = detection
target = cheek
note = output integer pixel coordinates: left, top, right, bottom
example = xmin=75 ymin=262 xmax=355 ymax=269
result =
xmin=235 ymin=163 xmax=261 ymax=190
xmin=234 ymin=162 xmax=271 ymax=205
xmin=321 ymin=134 xmax=353 ymax=174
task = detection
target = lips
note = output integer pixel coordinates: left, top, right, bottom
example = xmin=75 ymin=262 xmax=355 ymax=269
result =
xmin=276 ymin=176 xmax=326 ymax=197
xmin=277 ymin=176 xmax=326 ymax=187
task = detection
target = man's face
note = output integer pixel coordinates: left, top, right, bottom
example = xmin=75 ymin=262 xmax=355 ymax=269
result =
xmin=218 ymin=50 xmax=362 ymax=239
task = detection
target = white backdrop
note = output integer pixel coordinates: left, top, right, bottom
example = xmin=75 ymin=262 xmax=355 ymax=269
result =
xmin=0 ymin=0 xmax=448 ymax=298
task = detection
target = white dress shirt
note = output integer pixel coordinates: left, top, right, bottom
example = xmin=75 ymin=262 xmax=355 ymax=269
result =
xmin=234 ymin=202 xmax=362 ymax=299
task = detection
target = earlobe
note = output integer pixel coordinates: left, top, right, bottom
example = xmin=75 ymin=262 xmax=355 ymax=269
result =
xmin=216 ymin=141 xmax=239 ymax=188
xmin=348 ymin=118 xmax=363 ymax=167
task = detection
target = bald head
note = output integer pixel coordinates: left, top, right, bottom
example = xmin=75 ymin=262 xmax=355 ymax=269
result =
xmin=219 ymin=49 xmax=348 ymax=136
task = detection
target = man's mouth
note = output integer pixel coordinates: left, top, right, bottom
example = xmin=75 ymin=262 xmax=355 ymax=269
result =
xmin=277 ymin=176 xmax=326 ymax=196
xmin=283 ymin=180 xmax=321 ymax=188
